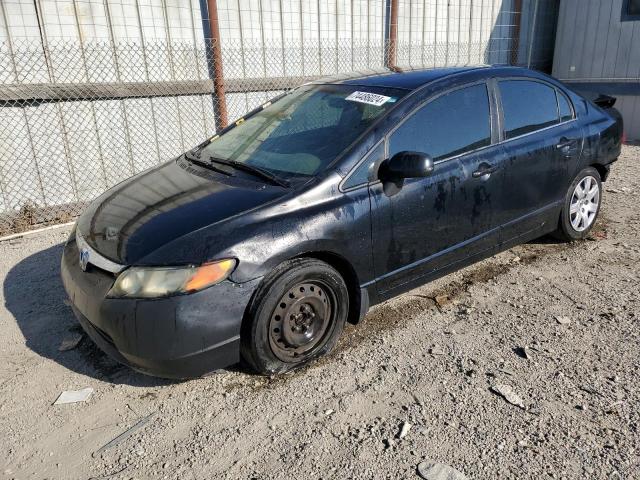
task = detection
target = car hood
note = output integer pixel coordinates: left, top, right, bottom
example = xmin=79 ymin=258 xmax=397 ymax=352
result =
xmin=76 ymin=159 xmax=289 ymax=265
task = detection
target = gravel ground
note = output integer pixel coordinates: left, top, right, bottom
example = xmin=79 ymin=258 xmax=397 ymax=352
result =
xmin=1 ymin=146 xmax=639 ymax=480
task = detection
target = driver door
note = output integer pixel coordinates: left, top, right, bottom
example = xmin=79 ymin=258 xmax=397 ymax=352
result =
xmin=370 ymin=82 xmax=506 ymax=297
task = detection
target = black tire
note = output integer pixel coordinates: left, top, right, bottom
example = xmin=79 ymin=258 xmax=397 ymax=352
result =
xmin=240 ymin=258 xmax=349 ymax=375
xmin=553 ymin=166 xmax=602 ymax=241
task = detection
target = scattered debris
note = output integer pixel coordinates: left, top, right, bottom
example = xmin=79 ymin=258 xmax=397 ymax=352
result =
xmin=58 ymin=333 xmax=83 ymax=351
xmin=398 ymin=421 xmax=412 ymax=439
xmin=606 ymin=187 xmax=630 ymax=194
xmin=490 ymin=384 xmax=525 ymax=409
xmin=429 ymin=345 xmax=445 ymax=356
xmin=514 ymin=346 xmax=532 ymax=360
xmin=93 ymin=412 xmax=156 ymax=457
xmin=417 ymin=461 xmax=468 ymax=480
xmin=53 ymin=387 xmax=94 ymax=405
xmin=606 ymin=400 xmax=625 ymax=413
xmin=555 ymin=315 xmax=571 ymax=325
xmin=589 ymin=229 xmax=608 ymax=241
xmin=434 ymin=295 xmax=450 ymax=308
xmin=88 ymin=465 xmax=130 ymax=479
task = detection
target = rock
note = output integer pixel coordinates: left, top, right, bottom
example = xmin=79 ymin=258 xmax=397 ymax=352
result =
xmin=514 ymin=346 xmax=532 ymax=360
xmin=434 ymin=295 xmax=450 ymax=308
xmin=430 ymin=345 xmax=446 ymax=356
xmin=398 ymin=421 xmax=412 ymax=439
xmin=53 ymin=387 xmax=94 ymax=405
xmin=555 ymin=315 xmax=571 ymax=325
xmin=490 ymin=384 xmax=525 ymax=409
xmin=324 ymin=409 xmax=334 ymax=416
xmin=417 ymin=461 xmax=468 ymax=480
xmin=58 ymin=333 xmax=83 ymax=351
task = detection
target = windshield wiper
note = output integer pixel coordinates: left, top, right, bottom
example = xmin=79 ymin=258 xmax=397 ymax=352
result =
xmin=184 ymin=151 xmax=233 ymax=176
xmin=209 ymin=157 xmax=290 ymax=188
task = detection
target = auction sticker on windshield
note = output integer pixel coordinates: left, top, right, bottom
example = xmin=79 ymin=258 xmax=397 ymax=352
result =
xmin=345 ymin=91 xmax=392 ymax=106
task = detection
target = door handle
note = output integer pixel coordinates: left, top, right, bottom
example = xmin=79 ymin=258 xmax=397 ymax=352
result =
xmin=472 ymin=163 xmax=499 ymax=178
xmin=556 ymin=137 xmax=576 ymax=150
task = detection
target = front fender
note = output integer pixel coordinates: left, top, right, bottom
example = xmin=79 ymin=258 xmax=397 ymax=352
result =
xmin=139 ymin=176 xmax=374 ymax=287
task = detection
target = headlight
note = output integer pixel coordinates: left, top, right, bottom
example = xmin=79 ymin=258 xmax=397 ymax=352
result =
xmin=107 ymin=259 xmax=236 ymax=298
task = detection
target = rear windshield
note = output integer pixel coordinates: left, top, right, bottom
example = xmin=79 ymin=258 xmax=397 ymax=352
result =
xmin=198 ymin=84 xmax=406 ymax=178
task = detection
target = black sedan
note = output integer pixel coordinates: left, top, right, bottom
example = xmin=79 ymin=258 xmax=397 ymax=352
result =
xmin=61 ymin=66 xmax=623 ymax=378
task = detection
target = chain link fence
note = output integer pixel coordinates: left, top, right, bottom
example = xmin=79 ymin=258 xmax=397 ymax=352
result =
xmin=0 ymin=2 xmax=556 ymax=236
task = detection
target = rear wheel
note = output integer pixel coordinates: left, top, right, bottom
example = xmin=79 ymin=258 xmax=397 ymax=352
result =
xmin=241 ymin=258 xmax=348 ymax=375
xmin=553 ymin=167 xmax=602 ymax=241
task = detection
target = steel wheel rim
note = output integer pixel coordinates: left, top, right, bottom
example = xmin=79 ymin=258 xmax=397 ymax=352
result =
xmin=268 ymin=281 xmax=335 ymax=363
xmin=570 ymin=175 xmax=599 ymax=232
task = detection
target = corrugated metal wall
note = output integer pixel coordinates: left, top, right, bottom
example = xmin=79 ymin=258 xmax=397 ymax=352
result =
xmin=552 ymin=0 xmax=640 ymax=140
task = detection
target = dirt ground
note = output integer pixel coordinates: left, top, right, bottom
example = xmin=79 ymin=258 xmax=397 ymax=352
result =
xmin=1 ymin=146 xmax=639 ymax=480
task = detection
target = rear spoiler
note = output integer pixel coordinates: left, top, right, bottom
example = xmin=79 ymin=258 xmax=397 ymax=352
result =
xmin=593 ymin=94 xmax=617 ymax=109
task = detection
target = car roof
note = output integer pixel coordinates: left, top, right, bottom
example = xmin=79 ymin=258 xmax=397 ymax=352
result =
xmin=318 ymin=65 xmax=537 ymax=91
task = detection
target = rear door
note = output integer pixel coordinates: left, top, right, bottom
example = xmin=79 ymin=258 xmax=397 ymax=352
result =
xmin=369 ymin=82 xmax=506 ymax=296
xmin=496 ymin=79 xmax=582 ymax=242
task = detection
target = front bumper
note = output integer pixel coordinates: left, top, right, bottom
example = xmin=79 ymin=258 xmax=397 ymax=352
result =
xmin=60 ymin=237 xmax=261 ymax=379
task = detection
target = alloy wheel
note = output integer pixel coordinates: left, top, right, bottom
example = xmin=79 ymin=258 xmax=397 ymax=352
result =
xmin=569 ymin=175 xmax=600 ymax=232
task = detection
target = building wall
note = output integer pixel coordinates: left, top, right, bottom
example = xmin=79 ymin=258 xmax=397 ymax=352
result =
xmin=552 ymin=0 xmax=640 ymax=140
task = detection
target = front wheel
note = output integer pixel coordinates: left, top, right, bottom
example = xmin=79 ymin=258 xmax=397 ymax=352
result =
xmin=241 ymin=258 xmax=349 ymax=375
xmin=553 ymin=167 xmax=602 ymax=241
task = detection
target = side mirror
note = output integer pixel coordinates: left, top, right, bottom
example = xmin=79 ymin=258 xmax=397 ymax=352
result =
xmin=379 ymin=151 xmax=434 ymax=182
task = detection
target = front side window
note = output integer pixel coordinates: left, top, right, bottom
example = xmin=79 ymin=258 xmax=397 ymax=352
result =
xmin=389 ymin=83 xmax=492 ymax=161
xmin=342 ymin=142 xmax=385 ymax=190
xmin=197 ymin=84 xmax=406 ymax=179
xmin=499 ymin=80 xmax=559 ymax=139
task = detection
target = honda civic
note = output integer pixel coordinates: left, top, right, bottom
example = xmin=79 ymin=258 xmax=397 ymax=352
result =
xmin=61 ymin=66 xmax=623 ymax=378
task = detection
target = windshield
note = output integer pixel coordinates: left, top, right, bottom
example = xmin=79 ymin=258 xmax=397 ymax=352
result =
xmin=197 ymin=84 xmax=406 ymax=179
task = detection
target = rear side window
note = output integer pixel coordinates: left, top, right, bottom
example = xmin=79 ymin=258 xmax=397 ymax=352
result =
xmin=557 ymin=90 xmax=573 ymax=122
xmin=499 ymin=80 xmax=559 ymax=139
xmin=389 ymin=83 xmax=492 ymax=161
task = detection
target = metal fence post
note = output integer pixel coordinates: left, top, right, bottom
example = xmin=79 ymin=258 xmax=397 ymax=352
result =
xmin=527 ymin=0 xmax=540 ymax=69
xmin=205 ymin=0 xmax=228 ymax=130
xmin=511 ymin=0 xmax=523 ymax=66
xmin=384 ymin=0 xmax=398 ymax=70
